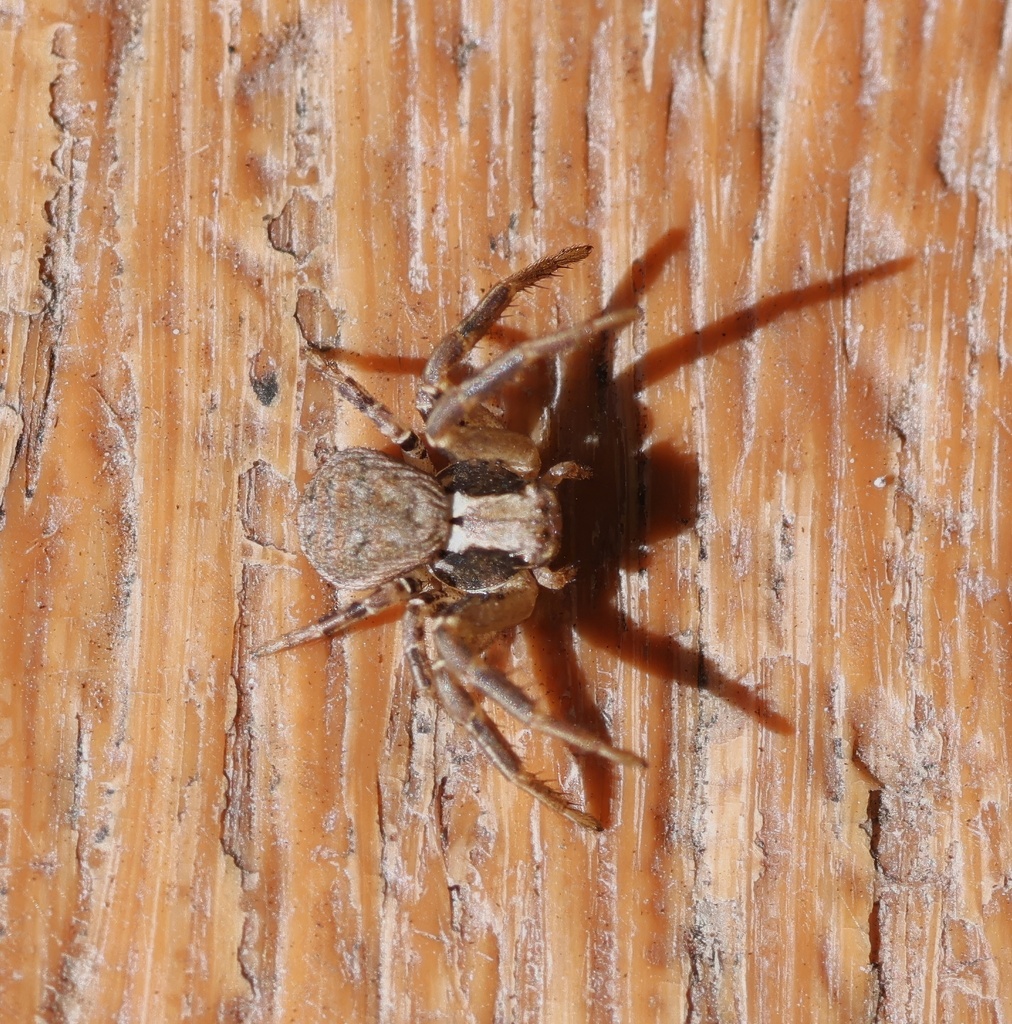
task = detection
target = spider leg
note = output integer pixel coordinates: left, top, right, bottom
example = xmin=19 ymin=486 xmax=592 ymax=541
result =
xmin=532 ymin=565 xmax=578 ymax=589
xmin=418 ymin=244 xmax=594 ymax=418
xmin=403 ymin=601 xmax=605 ymax=830
xmin=424 ymin=307 xmax=639 ymax=445
xmin=307 ymin=351 xmax=433 ymax=472
xmin=432 ymin=624 xmax=643 ymax=769
xmin=541 ymin=460 xmax=592 ymax=487
xmin=253 ymin=573 xmax=425 ymax=657
xmin=426 ymin=425 xmax=543 ymax=478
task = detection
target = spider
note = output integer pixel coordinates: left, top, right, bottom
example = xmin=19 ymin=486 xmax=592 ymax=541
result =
xmin=256 ymin=245 xmax=643 ymax=830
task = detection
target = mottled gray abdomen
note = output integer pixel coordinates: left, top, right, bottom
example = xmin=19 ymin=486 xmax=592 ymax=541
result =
xmin=297 ymin=447 xmax=451 ymax=590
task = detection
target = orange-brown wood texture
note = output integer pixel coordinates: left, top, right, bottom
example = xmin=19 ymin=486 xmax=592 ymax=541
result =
xmin=1 ymin=1 xmax=1010 ymax=1021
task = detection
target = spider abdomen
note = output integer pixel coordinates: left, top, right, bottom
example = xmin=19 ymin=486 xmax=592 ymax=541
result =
xmin=298 ymin=447 xmax=451 ymax=590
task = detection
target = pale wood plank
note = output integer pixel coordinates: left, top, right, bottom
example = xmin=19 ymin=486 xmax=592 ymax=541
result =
xmin=1 ymin=1 xmax=1009 ymax=1021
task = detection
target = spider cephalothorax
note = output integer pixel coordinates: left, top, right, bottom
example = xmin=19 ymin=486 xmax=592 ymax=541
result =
xmin=256 ymin=245 xmax=642 ymax=829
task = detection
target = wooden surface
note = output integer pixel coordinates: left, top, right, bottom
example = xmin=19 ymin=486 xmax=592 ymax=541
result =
xmin=1 ymin=1 xmax=1010 ymax=1021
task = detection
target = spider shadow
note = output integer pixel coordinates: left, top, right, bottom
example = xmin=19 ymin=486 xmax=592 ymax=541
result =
xmin=333 ymin=348 xmax=427 ymax=377
xmin=522 ymin=230 xmax=912 ymax=826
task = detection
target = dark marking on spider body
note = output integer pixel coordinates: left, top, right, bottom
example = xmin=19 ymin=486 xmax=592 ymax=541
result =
xmin=256 ymin=246 xmax=642 ymax=830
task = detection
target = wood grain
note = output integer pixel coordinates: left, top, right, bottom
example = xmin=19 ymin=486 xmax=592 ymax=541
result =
xmin=1 ymin=1 xmax=1009 ymax=1021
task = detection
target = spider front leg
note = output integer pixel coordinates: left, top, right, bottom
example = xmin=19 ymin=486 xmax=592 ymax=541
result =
xmin=417 ymin=244 xmax=594 ymax=419
xmin=423 ymin=307 xmax=639 ymax=445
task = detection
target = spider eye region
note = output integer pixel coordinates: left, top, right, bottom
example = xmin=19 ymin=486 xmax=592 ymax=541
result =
xmin=431 ymin=483 xmax=563 ymax=593
xmin=297 ymin=447 xmax=451 ymax=590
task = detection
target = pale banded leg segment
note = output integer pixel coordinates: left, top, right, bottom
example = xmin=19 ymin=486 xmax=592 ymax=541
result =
xmin=403 ymin=592 xmax=454 ymax=693
xmin=253 ymin=573 xmax=425 ymax=657
xmin=307 ymin=351 xmax=434 ymax=472
xmin=430 ymin=650 xmax=605 ymax=831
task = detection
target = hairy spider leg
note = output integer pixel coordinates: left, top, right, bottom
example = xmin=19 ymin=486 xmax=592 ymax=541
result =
xmin=252 ymin=572 xmax=426 ymax=658
xmin=403 ymin=599 xmax=605 ymax=830
xmin=307 ymin=351 xmax=434 ymax=473
xmin=417 ymin=244 xmax=594 ymax=418
xmin=424 ymin=307 xmax=639 ymax=445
